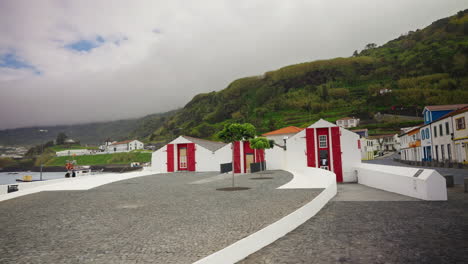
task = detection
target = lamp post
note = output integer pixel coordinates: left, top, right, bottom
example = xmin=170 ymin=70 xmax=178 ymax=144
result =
xmin=38 ymin=129 xmax=48 ymax=181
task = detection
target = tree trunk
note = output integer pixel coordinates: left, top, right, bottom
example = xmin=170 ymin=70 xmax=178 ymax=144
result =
xmin=232 ymin=143 xmax=235 ymax=187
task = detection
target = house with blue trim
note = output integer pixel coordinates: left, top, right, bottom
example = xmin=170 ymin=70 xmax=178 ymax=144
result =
xmin=423 ymin=104 xmax=468 ymax=124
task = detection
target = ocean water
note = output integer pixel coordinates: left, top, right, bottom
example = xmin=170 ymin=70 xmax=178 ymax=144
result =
xmin=0 ymin=171 xmax=68 ymax=185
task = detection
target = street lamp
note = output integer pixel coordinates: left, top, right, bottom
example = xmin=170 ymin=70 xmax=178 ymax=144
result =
xmin=38 ymin=129 xmax=48 ymax=181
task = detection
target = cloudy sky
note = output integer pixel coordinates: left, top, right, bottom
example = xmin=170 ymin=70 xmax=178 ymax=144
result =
xmin=0 ymin=0 xmax=466 ymax=129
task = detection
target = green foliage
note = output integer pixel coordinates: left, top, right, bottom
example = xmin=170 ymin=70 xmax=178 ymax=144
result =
xmin=249 ymin=137 xmax=272 ymax=150
xmin=217 ymin=123 xmax=256 ymax=143
xmin=46 ymin=152 xmax=151 ymax=166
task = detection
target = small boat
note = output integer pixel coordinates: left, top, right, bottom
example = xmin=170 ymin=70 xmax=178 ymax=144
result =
xmin=65 ymin=166 xmax=92 ymax=178
xmin=16 ymin=179 xmax=42 ymax=182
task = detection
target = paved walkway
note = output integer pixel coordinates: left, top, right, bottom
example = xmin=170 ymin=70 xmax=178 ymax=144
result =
xmin=240 ymin=185 xmax=468 ymax=264
xmin=0 ymin=171 xmax=322 ymax=264
xmin=332 ymin=184 xmax=418 ymax=201
xmin=368 ymin=153 xmax=468 ymax=184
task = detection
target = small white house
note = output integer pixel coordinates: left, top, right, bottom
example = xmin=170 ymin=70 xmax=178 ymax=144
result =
xmin=151 ymin=136 xmax=266 ymax=173
xmin=106 ymin=140 xmax=144 ymax=153
xmin=266 ymin=119 xmax=361 ymax=182
xmin=336 ymin=117 xmax=360 ymax=128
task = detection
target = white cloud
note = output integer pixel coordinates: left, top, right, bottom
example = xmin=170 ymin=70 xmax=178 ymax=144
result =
xmin=0 ymin=0 xmax=467 ymax=129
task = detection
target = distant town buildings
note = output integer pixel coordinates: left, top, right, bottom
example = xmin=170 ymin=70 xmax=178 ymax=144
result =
xmin=400 ymin=104 xmax=468 ymax=164
xmin=336 ymin=117 xmax=360 ymax=128
xmin=358 ymin=134 xmax=400 ymax=160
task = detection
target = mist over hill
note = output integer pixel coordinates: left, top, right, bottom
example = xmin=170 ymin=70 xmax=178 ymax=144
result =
xmin=0 ymin=110 xmax=177 ymax=146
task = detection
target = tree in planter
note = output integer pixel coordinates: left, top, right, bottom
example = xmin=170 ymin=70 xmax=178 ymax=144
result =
xmin=217 ymin=123 xmax=256 ymax=187
xmin=249 ymin=137 xmax=274 ymax=172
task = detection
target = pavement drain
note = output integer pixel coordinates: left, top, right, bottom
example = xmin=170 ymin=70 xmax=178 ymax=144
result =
xmin=249 ymin=177 xmax=274 ymax=180
xmin=216 ymin=187 xmax=251 ymax=191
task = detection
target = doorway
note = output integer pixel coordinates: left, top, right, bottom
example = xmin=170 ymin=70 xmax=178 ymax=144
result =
xmin=245 ymin=153 xmax=254 ymax=173
xmin=178 ymin=144 xmax=188 ymax=171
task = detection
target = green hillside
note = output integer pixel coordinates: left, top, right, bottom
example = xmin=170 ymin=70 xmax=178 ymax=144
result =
xmin=149 ymin=10 xmax=468 ymax=142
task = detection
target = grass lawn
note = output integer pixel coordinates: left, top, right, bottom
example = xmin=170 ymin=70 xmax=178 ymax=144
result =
xmin=46 ymin=152 xmax=151 ymax=166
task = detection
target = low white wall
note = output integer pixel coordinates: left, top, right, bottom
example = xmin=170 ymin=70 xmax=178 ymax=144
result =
xmin=0 ymin=171 xmax=155 ymax=202
xmin=355 ymin=163 xmax=447 ymax=201
xmin=194 ymin=168 xmax=337 ymax=264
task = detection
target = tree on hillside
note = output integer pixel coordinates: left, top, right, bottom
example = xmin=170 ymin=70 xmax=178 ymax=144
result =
xmin=217 ymin=123 xmax=256 ymax=188
xmin=249 ymin=137 xmax=274 ymax=171
xmin=364 ymin=43 xmax=377 ymax=50
xmin=352 ymin=50 xmax=359 ymax=57
xmin=56 ymin=132 xmax=68 ymax=145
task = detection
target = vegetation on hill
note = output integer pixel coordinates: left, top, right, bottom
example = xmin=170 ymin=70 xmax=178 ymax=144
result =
xmin=149 ymin=10 xmax=468 ymax=142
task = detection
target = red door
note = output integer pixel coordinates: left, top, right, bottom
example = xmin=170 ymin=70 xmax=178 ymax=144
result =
xmin=233 ymin=141 xmax=241 ymax=173
xmin=187 ymin=143 xmax=196 ymax=171
xmin=166 ymin=144 xmax=174 ymax=172
xmin=306 ymin=128 xmax=316 ymax=167
xmin=177 ymin=144 xmax=188 ymax=171
xmin=331 ymin=127 xmax=343 ymax=182
xmin=316 ymin=128 xmax=330 ymax=170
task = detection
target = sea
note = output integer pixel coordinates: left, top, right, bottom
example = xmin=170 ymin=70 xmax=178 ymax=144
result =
xmin=0 ymin=171 xmax=67 ymax=185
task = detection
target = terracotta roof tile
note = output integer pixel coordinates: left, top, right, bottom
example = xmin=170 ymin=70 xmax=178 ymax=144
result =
xmin=262 ymin=126 xmax=304 ymax=136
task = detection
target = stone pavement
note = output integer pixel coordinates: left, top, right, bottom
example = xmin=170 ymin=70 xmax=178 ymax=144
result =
xmin=332 ymin=183 xmax=418 ymax=201
xmin=367 ymin=153 xmax=468 ymax=184
xmin=239 ymin=185 xmax=468 ymax=264
xmin=0 ymin=171 xmax=322 ymax=264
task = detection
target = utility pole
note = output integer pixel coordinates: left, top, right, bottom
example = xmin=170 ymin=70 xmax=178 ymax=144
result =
xmin=38 ymin=129 xmax=48 ymax=181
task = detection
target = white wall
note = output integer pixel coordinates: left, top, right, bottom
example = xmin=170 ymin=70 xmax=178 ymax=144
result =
xmin=264 ymin=133 xmax=296 ymax=146
xmin=56 ymin=149 xmax=94 ymax=157
xmin=128 ymin=140 xmax=144 ymax=151
xmin=355 ymin=163 xmax=447 ymax=200
xmin=340 ymin=128 xmax=361 ymax=182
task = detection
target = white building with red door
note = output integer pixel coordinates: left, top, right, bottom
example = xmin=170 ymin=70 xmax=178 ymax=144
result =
xmin=266 ymin=119 xmax=361 ymax=182
xmin=151 ymin=135 xmax=266 ymax=173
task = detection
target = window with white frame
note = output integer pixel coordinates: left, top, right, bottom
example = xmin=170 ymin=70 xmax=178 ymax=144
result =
xmin=319 ymin=135 xmax=327 ymax=148
xmin=456 ymin=117 xmax=465 ymax=130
